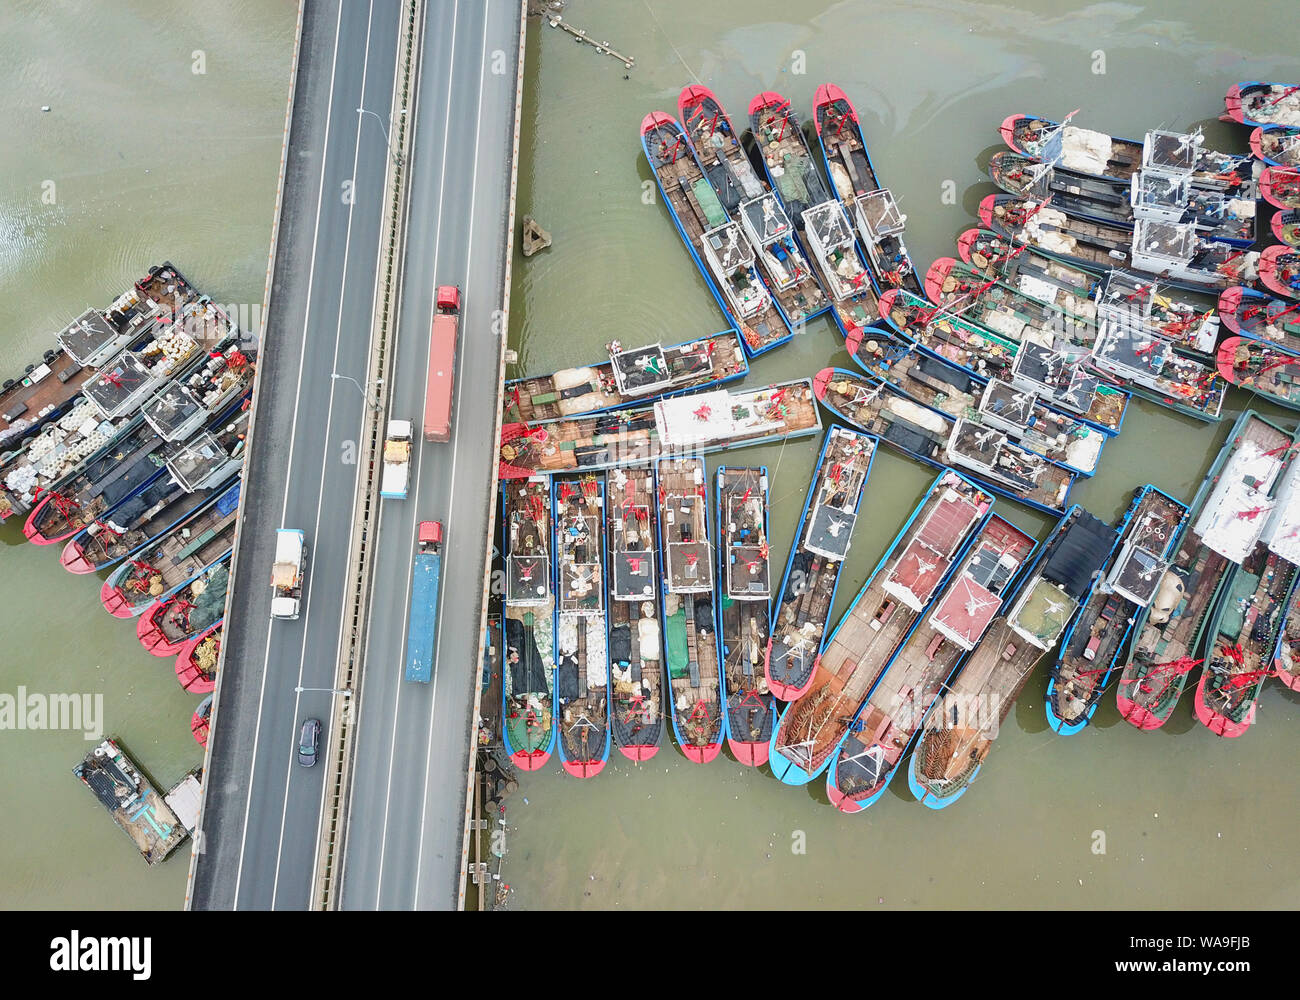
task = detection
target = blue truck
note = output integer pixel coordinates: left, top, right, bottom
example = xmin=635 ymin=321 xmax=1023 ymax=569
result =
xmin=403 ymin=520 xmax=444 ymax=682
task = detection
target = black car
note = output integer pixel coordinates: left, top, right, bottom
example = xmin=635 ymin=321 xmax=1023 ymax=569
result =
xmin=297 ymin=718 xmax=321 ymax=767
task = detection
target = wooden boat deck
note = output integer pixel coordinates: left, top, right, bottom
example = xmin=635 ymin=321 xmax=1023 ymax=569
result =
xmin=775 ymin=472 xmax=989 ymax=775
xmin=505 ymin=332 xmax=746 ymax=424
xmin=930 ymin=257 xmax=1096 ymax=349
xmin=1217 ymin=338 xmax=1300 ymax=405
xmin=817 ymin=92 xmax=924 ymax=299
xmin=499 ymin=378 xmax=819 ymax=477
xmin=644 ymin=117 xmax=787 ymax=353
xmin=718 ymin=467 xmax=772 ymax=740
xmin=554 ymin=473 xmax=609 ymax=767
xmin=657 ymin=458 xmax=723 ymax=749
xmin=0 ymin=348 xmax=90 ymax=437
xmin=606 ymin=466 xmax=665 ymax=754
xmin=1125 ymin=415 xmax=1291 ymax=716
xmin=768 ymin=427 xmax=876 ymax=694
xmin=884 ymin=289 xmax=1020 ymax=381
xmin=835 ymin=515 xmax=1034 ymax=799
xmin=124 ymin=492 xmax=240 ymax=598
xmin=155 ymin=559 xmax=230 ymax=645
xmin=945 ymin=419 xmax=1073 ymax=511
xmin=817 ymin=369 xmax=949 ymax=465
xmin=989 ymin=198 xmax=1136 ymax=270
xmin=1201 ymin=547 xmax=1295 ymax=724
xmin=1052 ymin=488 xmax=1186 ymax=722
xmin=502 ymin=478 xmax=555 ymax=755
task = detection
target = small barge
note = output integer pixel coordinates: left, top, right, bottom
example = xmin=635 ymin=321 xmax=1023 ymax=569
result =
xmin=74 ymin=739 xmax=187 ymax=865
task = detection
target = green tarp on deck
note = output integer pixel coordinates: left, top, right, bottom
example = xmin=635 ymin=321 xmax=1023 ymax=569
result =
xmin=692 ymin=178 xmax=727 ymax=228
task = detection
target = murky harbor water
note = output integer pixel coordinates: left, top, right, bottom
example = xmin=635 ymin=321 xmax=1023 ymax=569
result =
xmin=0 ymin=0 xmax=1297 ymax=910
xmin=0 ymin=0 xmax=294 ymax=908
xmin=501 ymin=0 xmax=1298 ymax=909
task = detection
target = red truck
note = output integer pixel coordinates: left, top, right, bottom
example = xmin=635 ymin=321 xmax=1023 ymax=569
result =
xmin=424 ymin=285 xmax=460 ymax=442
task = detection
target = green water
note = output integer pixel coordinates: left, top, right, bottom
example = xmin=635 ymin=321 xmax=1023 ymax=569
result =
xmin=0 ymin=0 xmax=294 ymax=908
xmin=1 ymin=0 xmax=1298 ymax=911
xmin=501 ymin=1 xmax=1299 ymax=909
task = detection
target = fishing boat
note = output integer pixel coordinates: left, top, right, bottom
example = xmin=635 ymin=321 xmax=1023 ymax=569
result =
xmin=980 ymin=194 xmax=1259 ymax=292
xmin=988 ymin=151 xmax=1256 ymax=246
xmin=0 ymin=340 xmax=93 ymax=453
xmin=191 ymin=694 xmax=213 ymax=748
xmin=140 ymin=343 xmax=256 ymax=442
xmin=640 ymin=111 xmax=790 ymax=356
xmin=552 ymin=473 xmax=610 ymax=778
xmin=1224 ymin=82 xmax=1300 ymax=128
xmin=1046 ymin=485 xmax=1188 ymax=733
xmin=498 ymin=377 xmax=820 ymax=479
xmin=827 ymin=513 xmax=1036 ymax=812
xmin=1009 ymin=340 xmax=1130 ymax=433
xmin=877 ymin=286 xmax=1021 ymax=380
xmin=2 ymin=401 xmax=147 ymax=527
xmin=1261 ymin=166 xmax=1300 ymax=211
xmin=767 ymin=426 xmax=877 ymax=701
xmin=136 ymin=553 xmax=231 ymax=657
xmin=176 ymin=619 xmax=221 ymax=694
xmin=60 ymin=412 xmax=248 ymax=574
xmin=1273 ymin=210 xmax=1300 ymax=249
xmin=501 ymin=477 xmax=557 ymax=770
xmin=1270 ymin=574 xmax=1300 ymax=691
xmin=1251 ymin=124 xmax=1300 ymax=168
xmin=925 ymin=254 xmax=1098 ymax=351
xmin=1195 ymin=540 xmax=1295 ymax=738
xmin=1089 ymin=312 xmax=1226 ymax=422
xmin=909 ymin=504 xmax=1114 ymax=807
xmin=1215 ymin=337 xmax=1300 ymax=410
xmin=748 ymin=91 xmax=882 ymax=340
xmin=503 ymin=331 xmax=747 ymax=424
xmin=747 ymin=92 xmax=833 ymax=225
xmin=847 ymin=331 xmax=1106 ymax=476
xmin=955 ymin=231 xmax=1221 ymax=357
xmin=1000 ymin=114 xmax=1253 ymax=190
xmin=812 ymin=83 xmax=925 ymax=298
xmin=1259 ymin=245 xmax=1300 ymax=301
xmin=1116 ymin=410 xmax=1292 ymax=729
xmin=605 ymin=465 xmax=667 ymax=761
xmin=769 ymin=469 xmax=993 ymax=785
xmin=655 ymin=456 xmax=724 ymax=763
xmin=680 ymin=86 xmax=830 ymax=333
xmin=815 ymin=368 xmax=1076 ymax=514
xmin=23 ymin=386 xmax=247 ymax=544
xmin=100 ymin=479 xmax=240 ymax=617
xmin=716 ymin=465 xmax=774 ymax=766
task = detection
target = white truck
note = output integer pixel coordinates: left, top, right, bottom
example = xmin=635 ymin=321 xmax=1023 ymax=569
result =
xmin=271 ymin=528 xmax=307 ymax=620
xmin=380 ymin=418 xmax=413 ymax=500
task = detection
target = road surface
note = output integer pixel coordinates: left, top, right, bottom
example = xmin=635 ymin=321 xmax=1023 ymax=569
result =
xmin=193 ymin=0 xmax=401 ymax=910
xmin=338 ymin=0 xmax=519 ymax=911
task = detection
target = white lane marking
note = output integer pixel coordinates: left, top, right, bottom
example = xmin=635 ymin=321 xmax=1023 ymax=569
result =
xmin=233 ymin=0 xmax=346 ymax=907
xmin=269 ymin=0 xmax=384 ymax=910
xmin=331 ymin=0 xmax=431 ymax=907
xmin=412 ymin=0 xmax=492 ymax=907
xmin=371 ymin=0 xmax=460 ymax=908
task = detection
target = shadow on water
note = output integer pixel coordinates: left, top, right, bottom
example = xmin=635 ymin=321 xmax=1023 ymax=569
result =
xmin=962 ymin=180 xmax=998 ymax=220
xmin=973 ymin=141 xmax=1006 ymax=175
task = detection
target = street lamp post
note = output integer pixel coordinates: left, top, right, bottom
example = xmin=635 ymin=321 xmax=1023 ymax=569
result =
xmin=295 ymin=685 xmax=353 ymax=697
xmin=357 ymin=106 xmax=406 ymax=163
xmin=330 ymin=372 xmax=382 ymax=411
